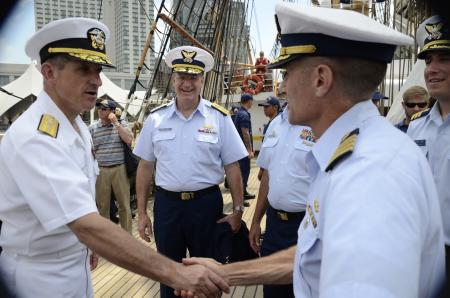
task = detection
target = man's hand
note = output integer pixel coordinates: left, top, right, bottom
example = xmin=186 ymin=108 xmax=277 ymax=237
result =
xmin=173 ymin=260 xmax=228 ymax=298
xmin=217 ymin=213 xmax=242 ymax=233
xmin=90 ymin=251 xmax=99 ymax=270
xmin=137 ymin=213 xmax=153 ymax=242
xmin=249 ymin=223 xmax=262 ymax=254
xmin=248 ymin=150 xmax=255 ymax=160
xmin=108 ymin=112 xmax=119 ymax=126
xmin=257 ymin=168 xmax=264 ymax=181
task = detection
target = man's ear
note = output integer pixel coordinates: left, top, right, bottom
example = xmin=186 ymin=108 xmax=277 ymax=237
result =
xmin=40 ymin=63 xmax=55 ymax=81
xmin=311 ymin=64 xmax=333 ymax=98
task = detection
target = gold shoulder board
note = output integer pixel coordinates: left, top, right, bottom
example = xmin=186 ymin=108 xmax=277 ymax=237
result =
xmin=211 ymin=102 xmax=229 ymax=116
xmin=410 ymin=108 xmax=430 ymax=121
xmin=325 ymin=128 xmax=359 ymax=172
xmin=37 ymin=114 xmax=59 ymax=138
xmin=150 ymin=103 xmax=169 ymax=113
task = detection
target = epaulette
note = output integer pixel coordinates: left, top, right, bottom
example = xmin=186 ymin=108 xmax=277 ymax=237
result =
xmin=150 ymin=103 xmax=169 ymax=113
xmin=410 ymin=108 xmax=430 ymax=121
xmin=325 ymin=128 xmax=359 ymax=172
xmin=210 ymin=102 xmax=229 ymax=116
xmin=37 ymin=114 xmax=59 ymax=138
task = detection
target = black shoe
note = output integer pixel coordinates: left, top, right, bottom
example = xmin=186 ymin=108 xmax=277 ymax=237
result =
xmin=244 ymin=190 xmax=255 ymax=200
xmin=243 ymin=201 xmax=250 ymax=207
xmin=110 ymin=214 xmax=119 ymax=224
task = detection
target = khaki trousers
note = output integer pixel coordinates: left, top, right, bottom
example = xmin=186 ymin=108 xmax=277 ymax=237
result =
xmin=96 ymin=164 xmax=132 ymax=233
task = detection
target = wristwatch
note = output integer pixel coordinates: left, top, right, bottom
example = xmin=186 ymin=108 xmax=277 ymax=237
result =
xmin=233 ymin=205 xmax=245 ymax=213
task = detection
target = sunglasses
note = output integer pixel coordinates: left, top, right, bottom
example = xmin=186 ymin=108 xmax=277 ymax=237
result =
xmin=405 ymin=102 xmax=427 ymax=108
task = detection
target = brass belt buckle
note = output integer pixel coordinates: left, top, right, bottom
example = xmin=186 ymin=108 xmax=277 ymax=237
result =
xmin=277 ymin=212 xmax=289 ymax=221
xmin=181 ymin=192 xmax=194 ymax=200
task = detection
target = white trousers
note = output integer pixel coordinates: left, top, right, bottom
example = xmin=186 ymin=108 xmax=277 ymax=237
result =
xmin=0 ymin=247 xmax=93 ymax=298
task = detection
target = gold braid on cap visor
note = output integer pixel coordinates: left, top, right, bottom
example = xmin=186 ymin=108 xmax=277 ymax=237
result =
xmin=423 ymin=40 xmax=450 ymax=50
xmin=273 ymin=45 xmax=317 ymax=63
xmin=279 ymin=45 xmax=317 ymax=55
xmin=48 ymin=47 xmax=113 ymax=64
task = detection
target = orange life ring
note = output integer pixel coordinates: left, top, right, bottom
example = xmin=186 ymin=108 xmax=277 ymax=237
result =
xmin=242 ymin=74 xmax=264 ymax=95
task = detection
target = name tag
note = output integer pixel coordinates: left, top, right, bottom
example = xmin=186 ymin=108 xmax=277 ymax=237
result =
xmin=415 ymin=139 xmax=426 ymax=146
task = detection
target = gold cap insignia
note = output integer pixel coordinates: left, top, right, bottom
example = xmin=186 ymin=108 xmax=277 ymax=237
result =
xmin=425 ymin=22 xmax=444 ymax=40
xmin=181 ymin=50 xmax=197 ymax=63
xmin=88 ymin=28 xmax=106 ymax=50
xmin=37 ymin=114 xmax=59 ymax=138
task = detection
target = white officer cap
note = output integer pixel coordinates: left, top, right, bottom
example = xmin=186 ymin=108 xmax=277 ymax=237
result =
xmin=25 ymin=17 xmax=114 ymax=67
xmin=269 ymin=3 xmax=414 ymax=69
xmin=165 ymin=45 xmax=214 ymax=74
xmin=416 ymin=15 xmax=450 ymax=59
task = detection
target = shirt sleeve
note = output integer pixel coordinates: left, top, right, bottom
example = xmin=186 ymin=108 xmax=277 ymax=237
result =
xmin=256 ymin=120 xmax=277 ymax=169
xmin=5 ymin=136 xmax=98 ymax=232
xmin=236 ymin=111 xmax=251 ymax=129
xmin=220 ymin=115 xmax=248 ymax=165
xmin=133 ymin=116 xmax=156 ymax=161
xmin=319 ymin=160 xmax=426 ymax=298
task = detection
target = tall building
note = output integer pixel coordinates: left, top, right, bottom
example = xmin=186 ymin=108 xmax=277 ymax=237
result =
xmin=34 ymin=0 xmax=155 ymax=90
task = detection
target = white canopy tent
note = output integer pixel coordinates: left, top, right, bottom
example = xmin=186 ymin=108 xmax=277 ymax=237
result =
xmin=0 ymin=63 xmax=145 ymax=119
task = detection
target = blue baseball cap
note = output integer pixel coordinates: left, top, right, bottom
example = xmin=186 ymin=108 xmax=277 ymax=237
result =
xmin=96 ymin=99 xmax=117 ymax=109
xmin=258 ymin=96 xmax=280 ymax=107
xmin=371 ymin=91 xmax=388 ymax=101
xmin=240 ymin=93 xmax=253 ymax=102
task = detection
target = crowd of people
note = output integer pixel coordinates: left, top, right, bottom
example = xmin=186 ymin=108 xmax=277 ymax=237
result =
xmin=0 ymin=2 xmax=450 ymax=298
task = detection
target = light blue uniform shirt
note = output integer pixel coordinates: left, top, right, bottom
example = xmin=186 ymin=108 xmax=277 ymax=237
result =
xmin=294 ymin=100 xmax=445 ymax=298
xmin=257 ymin=108 xmax=314 ymax=212
xmin=133 ymin=98 xmax=247 ymax=191
xmin=407 ymin=103 xmax=450 ymax=245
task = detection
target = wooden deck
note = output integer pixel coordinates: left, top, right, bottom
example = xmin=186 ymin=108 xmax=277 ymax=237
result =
xmin=92 ymin=159 xmax=265 ymax=297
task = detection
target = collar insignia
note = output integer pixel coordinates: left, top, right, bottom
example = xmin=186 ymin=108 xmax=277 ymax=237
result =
xmin=181 ymin=50 xmax=197 ymax=63
xmin=37 ymin=114 xmax=59 ymax=138
xmin=325 ymin=128 xmax=359 ymax=172
xmin=88 ymin=28 xmax=106 ymax=50
xmin=410 ymin=108 xmax=430 ymax=121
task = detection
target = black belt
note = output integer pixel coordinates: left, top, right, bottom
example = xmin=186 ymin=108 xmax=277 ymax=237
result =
xmin=156 ymin=185 xmax=219 ymax=201
xmin=269 ymin=205 xmax=305 ymax=221
xmin=100 ymin=164 xmax=122 ymax=168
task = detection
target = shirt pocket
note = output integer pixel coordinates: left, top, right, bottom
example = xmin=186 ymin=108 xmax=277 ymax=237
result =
xmin=294 ymin=139 xmax=314 ymax=152
xmin=153 ymin=130 xmax=176 ymax=159
xmin=196 ymin=132 xmax=218 ymax=144
xmin=194 ymin=132 xmax=220 ymax=163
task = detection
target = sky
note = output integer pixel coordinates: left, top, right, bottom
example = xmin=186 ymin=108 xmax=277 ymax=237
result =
xmin=0 ymin=0 xmax=303 ymax=65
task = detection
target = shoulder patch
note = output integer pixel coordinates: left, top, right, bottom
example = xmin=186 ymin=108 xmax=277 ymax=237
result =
xmin=211 ymin=102 xmax=229 ymax=116
xmin=150 ymin=103 xmax=169 ymax=113
xmin=37 ymin=114 xmax=59 ymax=138
xmin=410 ymin=108 xmax=430 ymax=121
xmin=325 ymin=128 xmax=359 ymax=172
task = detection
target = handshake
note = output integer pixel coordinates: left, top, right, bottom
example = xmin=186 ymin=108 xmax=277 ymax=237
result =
xmin=170 ymin=246 xmax=296 ymax=298
xmin=173 ymin=257 xmax=229 ymax=298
